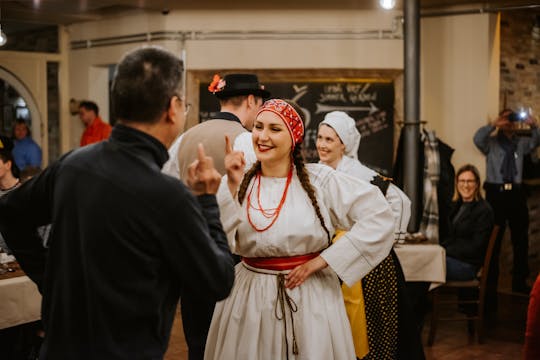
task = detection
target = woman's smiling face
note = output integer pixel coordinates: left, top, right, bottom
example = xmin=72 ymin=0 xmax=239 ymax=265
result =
xmin=252 ymin=110 xmax=293 ymax=164
xmin=316 ymin=124 xmax=345 ymax=169
xmin=456 ymin=170 xmax=478 ymax=202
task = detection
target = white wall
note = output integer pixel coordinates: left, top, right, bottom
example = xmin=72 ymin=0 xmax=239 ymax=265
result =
xmin=68 ymin=9 xmax=404 ymax=145
xmin=88 ymin=66 xmax=110 ymax=123
xmin=68 ymin=8 xmax=501 ymax=172
xmin=421 ymin=13 xmax=500 ymax=179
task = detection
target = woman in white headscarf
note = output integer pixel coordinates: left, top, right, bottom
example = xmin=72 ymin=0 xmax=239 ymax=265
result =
xmin=317 ymin=111 xmax=423 ymax=360
xmin=317 ymin=111 xmax=411 ymax=231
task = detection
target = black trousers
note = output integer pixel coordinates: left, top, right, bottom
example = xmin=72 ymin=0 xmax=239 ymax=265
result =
xmin=180 ymin=295 xmax=215 ymax=360
xmin=181 ymin=255 xmax=239 ymax=360
xmin=484 ymin=183 xmax=530 ymax=309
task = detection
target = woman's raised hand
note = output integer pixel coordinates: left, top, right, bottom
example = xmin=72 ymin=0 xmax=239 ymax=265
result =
xmin=224 ymin=135 xmax=245 ymax=198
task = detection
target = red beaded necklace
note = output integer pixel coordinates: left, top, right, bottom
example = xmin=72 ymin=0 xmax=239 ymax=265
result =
xmin=247 ymin=165 xmax=293 ymax=232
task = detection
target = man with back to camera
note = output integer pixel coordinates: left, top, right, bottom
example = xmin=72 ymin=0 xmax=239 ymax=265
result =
xmin=78 ymin=100 xmax=112 ymax=146
xmin=162 ymin=73 xmax=269 ymax=360
xmin=0 ymin=46 xmax=235 ymax=360
xmin=474 ymin=108 xmax=540 ymax=306
xmin=163 ymin=73 xmax=269 ymax=178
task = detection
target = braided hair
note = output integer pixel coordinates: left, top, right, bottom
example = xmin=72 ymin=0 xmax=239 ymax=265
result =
xmin=237 ymin=100 xmax=331 ymax=244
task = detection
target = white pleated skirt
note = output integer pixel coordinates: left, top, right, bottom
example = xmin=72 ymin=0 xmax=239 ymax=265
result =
xmin=204 ymin=262 xmax=356 ymax=360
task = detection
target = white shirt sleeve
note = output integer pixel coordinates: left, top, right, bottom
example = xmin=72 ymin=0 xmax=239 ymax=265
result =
xmin=233 ymin=132 xmax=257 ymax=172
xmin=309 ymin=165 xmax=395 ymax=286
xmin=216 ymin=175 xmax=243 ymax=253
xmin=162 ymin=134 xmax=183 ymax=179
xmin=385 ymin=183 xmax=411 ymax=241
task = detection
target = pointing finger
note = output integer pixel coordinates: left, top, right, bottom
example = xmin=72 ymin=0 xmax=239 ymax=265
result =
xmin=197 ymin=143 xmax=206 ymax=163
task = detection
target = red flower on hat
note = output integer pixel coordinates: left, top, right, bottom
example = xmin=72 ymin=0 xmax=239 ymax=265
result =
xmin=208 ymin=74 xmax=226 ymax=93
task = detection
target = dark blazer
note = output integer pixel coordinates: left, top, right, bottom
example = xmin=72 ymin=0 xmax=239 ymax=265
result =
xmin=441 ymin=199 xmax=494 ymax=267
xmin=0 ymin=125 xmax=235 ymax=359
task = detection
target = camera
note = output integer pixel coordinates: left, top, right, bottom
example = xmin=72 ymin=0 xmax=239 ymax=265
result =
xmin=507 ymin=107 xmax=533 ymax=136
xmin=508 ymin=110 xmax=527 ymax=122
xmin=508 ymin=107 xmax=530 ymax=122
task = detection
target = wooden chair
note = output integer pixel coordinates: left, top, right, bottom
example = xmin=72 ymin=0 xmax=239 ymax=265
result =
xmin=427 ymin=225 xmax=500 ymax=346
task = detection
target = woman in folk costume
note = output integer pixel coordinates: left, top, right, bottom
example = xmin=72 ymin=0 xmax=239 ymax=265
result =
xmin=204 ymin=99 xmax=395 ymax=360
xmin=317 ymin=111 xmax=423 ymax=360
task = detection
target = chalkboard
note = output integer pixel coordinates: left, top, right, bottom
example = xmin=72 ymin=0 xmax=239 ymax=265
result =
xmin=199 ymin=79 xmax=394 ymax=176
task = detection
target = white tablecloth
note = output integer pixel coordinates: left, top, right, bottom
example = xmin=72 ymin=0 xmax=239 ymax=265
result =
xmin=0 ymin=275 xmax=41 ymax=329
xmin=394 ymin=243 xmax=446 ymax=289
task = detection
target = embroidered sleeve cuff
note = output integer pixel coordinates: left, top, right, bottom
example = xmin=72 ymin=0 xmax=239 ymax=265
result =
xmin=320 ymin=233 xmax=372 ymax=287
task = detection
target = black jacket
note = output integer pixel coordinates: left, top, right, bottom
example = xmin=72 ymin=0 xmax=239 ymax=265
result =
xmin=393 ymin=128 xmax=455 ymax=238
xmin=440 ymin=199 xmax=494 ymax=267
xmin=0 ymin=125 xmax=235 ymax=359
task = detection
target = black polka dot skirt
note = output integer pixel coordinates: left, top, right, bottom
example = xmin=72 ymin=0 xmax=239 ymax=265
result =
xmin=360 ymin=253 xmax=399 ymax=360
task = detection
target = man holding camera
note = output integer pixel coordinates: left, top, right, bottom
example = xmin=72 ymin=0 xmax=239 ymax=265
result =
xmin=474 ymin=109 xmax=540 ymax=310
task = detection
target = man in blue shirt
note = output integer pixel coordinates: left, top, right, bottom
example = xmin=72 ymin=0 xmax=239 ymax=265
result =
xmin=12 ymin=119 xmax=42 ymax=171
xmin=474 ymin=109 xmax=540 ymax=303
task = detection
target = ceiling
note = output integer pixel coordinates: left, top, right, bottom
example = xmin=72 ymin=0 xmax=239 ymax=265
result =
xmin=1 ymin=0 xmax=540 ymax=32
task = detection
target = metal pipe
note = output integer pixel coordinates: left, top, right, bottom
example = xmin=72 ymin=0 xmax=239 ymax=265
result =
xmin=70 ymin=27 xmax=402 ymax=50
xmin=404 ymin=0 xmax=421 ymax=232
xmin=421 ymin=4 xmax=540 ymax=18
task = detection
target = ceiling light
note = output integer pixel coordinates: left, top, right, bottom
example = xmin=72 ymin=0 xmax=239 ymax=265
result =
xmin=380 ymin=0 xmax=396 ymax=10
xmin=0 ymin=7 xmax=5 ymax=47
xmin=0 ymin=26 xmax=6 ymax=47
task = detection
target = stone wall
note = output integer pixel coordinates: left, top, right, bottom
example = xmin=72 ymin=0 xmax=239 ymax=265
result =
xmin=500 ymin=12 xmax=540 ymax=116
xmin=499 ymin=11 xmax=540 ymax=290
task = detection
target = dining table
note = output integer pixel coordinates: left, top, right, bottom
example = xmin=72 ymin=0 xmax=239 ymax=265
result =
xmin=393 ymin=242 xmax=446 ymax=290
xmin=0 ymin=262 xmax=41 ymax=330
xmin=393 ymin=241 xmax=447 ymax=341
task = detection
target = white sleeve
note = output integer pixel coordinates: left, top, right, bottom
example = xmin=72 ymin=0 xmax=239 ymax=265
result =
xmin=162 ymin=134 xmax=183 ymax=179
xmin=312 ymin=166 xmax=395 ymax=286
xmin=233 ymin=132 xmax=257 ymax=171
xmin=385 ymin=183 xmax=411 ymax=241
xmin=216 ymin=175 xmax=243 ymax=253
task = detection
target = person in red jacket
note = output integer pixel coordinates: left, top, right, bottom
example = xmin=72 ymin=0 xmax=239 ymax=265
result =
xmin=78 ymin=100 xmax=112 ymax=146
xmin=524 ymin=274 xmax=540 ymax=360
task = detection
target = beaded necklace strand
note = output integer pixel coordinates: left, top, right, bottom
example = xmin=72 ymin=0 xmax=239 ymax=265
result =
xmin=247 ymin=165 xmax=293 ymax=232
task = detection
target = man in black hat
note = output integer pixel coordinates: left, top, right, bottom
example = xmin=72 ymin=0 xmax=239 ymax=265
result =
xmin=162 ymin=73 xmax=269 ymax=360
xmin=163 ymin=73 xmax=269 ymax=179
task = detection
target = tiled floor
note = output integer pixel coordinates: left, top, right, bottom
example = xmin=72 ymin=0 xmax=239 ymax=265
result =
xmin=165 ymin=290 xmax=530 ymax=360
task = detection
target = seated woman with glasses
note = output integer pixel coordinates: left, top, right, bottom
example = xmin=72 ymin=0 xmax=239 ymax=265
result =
xmin=440 ymin=164 xmax=494 ymax=281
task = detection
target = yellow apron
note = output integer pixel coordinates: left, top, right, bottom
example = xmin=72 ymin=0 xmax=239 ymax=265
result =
xmin=333 ymin=230 xmax=369 ymax=359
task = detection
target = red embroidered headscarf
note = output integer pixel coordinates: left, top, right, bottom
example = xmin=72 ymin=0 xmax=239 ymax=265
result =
xmin=256 ymin=99 xmax=304 ymax=149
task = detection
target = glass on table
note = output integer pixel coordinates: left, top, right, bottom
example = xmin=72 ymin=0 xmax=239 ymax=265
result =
xmin=0 ymin=247 xmax=16 ymax=274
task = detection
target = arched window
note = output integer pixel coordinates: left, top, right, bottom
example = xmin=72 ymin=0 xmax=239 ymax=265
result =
xmin=0 ymin=66 xmax=41 ymax=147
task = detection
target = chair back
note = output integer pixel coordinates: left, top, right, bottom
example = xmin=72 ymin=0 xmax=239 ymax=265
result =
xmin=478 ymin=225 xmax=500 ymax=286
xmin=477 ymin=225 xmax=500 ymax=316
xmin=428 ymin=224 xmax=500 ymax=346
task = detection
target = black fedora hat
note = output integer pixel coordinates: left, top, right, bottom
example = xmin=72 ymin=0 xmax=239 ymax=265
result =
xmin=208 ymin=73 xmax=270 ymax=99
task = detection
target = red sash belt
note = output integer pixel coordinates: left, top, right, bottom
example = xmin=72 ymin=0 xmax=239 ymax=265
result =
xmin=242 ymin=252 xmax=320 ymax=271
